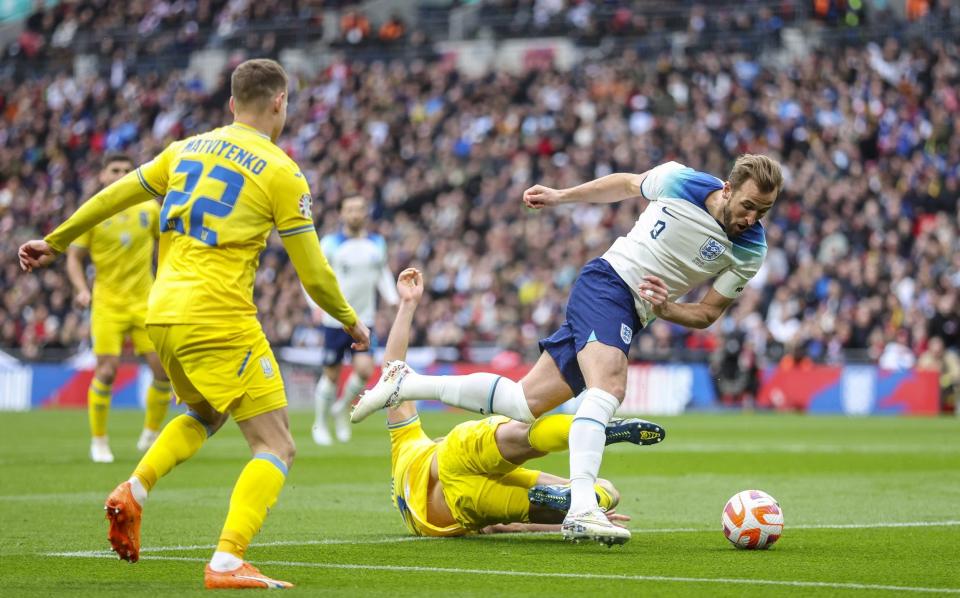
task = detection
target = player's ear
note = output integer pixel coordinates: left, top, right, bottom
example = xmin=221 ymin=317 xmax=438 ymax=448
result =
xmin=228 ymin=96 xmax=236 ymax=115
xmin=274 ymin=92 xmax=286 ymax=114
xmin=722 ymin=180 xmax=732 ymax=199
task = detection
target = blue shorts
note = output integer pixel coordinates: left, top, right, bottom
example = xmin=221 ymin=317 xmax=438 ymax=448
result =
xmin=538 ymin=258 xmax=642 ymax=395
xmin=322 ymin=325 xmax=376 ymax=367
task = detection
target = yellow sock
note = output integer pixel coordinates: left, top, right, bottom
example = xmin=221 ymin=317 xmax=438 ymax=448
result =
xmin=216 ymin=453 xmax=287 ymax=559
xmin=132 ymin=413 xmax=209 ymax=491
xmin=143 ymin=379 xmax=172 ymax=431
xmin=527 ymin=415 xmax=574 ymax=453
xmin=88 ymin=378 xmax=111 ymax=437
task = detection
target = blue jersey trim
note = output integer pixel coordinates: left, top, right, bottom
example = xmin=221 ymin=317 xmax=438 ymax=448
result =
xmin=662 ymin=169 xmax=723 ymax=212
xmin=136 ymin=168 xmax=162 ymax=197
xmin=254 ymin=452 xmax=289 ymax=476
xmin=387 ymin=414 xmax=421 ymax=430
xmin=278 ymin=224 xmax=316 ymax=237
xmin=730 ymin=222 xmax=767 ymax=249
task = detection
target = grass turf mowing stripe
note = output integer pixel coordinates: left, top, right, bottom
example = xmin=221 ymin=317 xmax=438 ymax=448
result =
xmin=40 ymin=519 xmax=960 ymax=558
xmin=45 ymin=553 xmax=960 ymax=595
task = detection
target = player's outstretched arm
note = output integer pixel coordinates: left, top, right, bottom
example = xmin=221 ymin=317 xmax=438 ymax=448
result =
xmin=638 ymin=275 xmax=733 ymax=329
xmin=19 ymin=171 xmax=160 ymax=272
xmin=522 ymin=171 xmax=650 ymax=209
xmin=65 ymin=246 xmax=91 ymax=308
xmin=383 ymin=269 xmax=423 ymax=423
xmin=282 ymin=231 xmax=369 ymax=350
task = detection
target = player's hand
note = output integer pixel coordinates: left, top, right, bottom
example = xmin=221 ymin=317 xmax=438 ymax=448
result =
xmin=637 ymin=275 xmax=669 ymax=307
xmin=605 ymin=509 xmax=632 ymax=528
xmin=18 ymin=240 xmax=59 ymax=272
xmin=74 ymin=289 xmax=91 ymax=309
xmin=344 ymin=320 xmax=371 ymax=351
xmin=396 ymin=268 xmax=423 ymax=303
xmin=522 ymin=184 xmax=563 ymax=210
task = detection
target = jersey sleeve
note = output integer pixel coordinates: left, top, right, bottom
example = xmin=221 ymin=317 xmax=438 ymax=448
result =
xmin=136 ymin=141 xmax=181 ymax=198
xmin=272 ymin=166 xmax=315 ymax=238
xmin=639 ymin=161 xmax=686 ymax=201
xmin=712 ymin=252 xmax=764 ymax=299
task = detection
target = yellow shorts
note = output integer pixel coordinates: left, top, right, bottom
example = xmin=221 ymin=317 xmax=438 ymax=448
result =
xmin=146 ymin=319 xmax=285 ymax=422
xmin=436 ymin=416 xmax=541 ymax=531
xmin=388 ymin=415 xmax=464 ymax=537
xmin=91 ymin=307 xmax=154 ymax=356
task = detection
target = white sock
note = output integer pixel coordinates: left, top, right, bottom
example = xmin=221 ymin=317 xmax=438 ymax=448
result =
xmin=400 ymin=372 xmax=534 ymax=423
xmin=568 ymin=388 xmax=620 ymax=515
xmin=336 ymin=372 xmax=367 ymax=408
xmin=209 ymin=550 xmax=243 ymax=572
xmin=127 ymin=476 xmax=148 ymax=506
xmin=314 ymin=376 xmax=336 ymax=425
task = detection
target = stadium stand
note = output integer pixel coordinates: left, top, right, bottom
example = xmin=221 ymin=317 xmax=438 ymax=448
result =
xmin=1 ymin=2 xmax=957 ymax=411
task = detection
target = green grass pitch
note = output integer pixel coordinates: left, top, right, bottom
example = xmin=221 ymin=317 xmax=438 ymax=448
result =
xmin=1 ymin=409 xmax=958 ymax=596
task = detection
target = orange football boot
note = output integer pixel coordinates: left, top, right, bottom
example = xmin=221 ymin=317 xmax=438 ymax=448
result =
xmin=204 ymin=562 xmax=293 ymax=589
xmin=104 ymin=481 xmax=142 ymax=563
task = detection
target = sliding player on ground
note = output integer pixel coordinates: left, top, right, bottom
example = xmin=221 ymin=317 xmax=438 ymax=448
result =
xmin=382 ymin=269 xmax=664 ymax=539
xmin=19 ymin=58 xmax=368 ymax=589
xmin=65 ymin=153 xmax=171 ymax=463
xmin=307 ymin=194 xmax=397 ymax=446
xmin=353 ymin=155 xmax=783 ymax=546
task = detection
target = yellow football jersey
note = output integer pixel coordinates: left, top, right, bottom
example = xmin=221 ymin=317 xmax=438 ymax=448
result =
xmin=71 ymin=202 xmax=159 ymax=314
xmin=135 ymin=122 xmax=315 ymax=324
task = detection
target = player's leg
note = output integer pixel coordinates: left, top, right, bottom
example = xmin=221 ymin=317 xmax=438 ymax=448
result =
xmin=314 ymin=325 xmax=348 ymax=446
xmin=105 ymin=351 xmax=226 ymax=563
xmin=88 ymin=353 xmax=119 ymax=463
xmin=206 ymin=404 xmax=294 ymax=589
xmin=331 ymin=351 xmax=373 ymax=442
xmin=138 ymin=350 xmax=172 ymax=451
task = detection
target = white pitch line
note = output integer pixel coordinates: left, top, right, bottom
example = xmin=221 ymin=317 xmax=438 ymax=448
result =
xmin=46 ymin=553 xmax=960 ymax=595
xmin=44 ymin=520 xmax=960 ymax=558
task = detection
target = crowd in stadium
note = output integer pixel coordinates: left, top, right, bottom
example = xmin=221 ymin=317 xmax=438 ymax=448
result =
xmin=1 ymin=2 xmax=958 ymax=407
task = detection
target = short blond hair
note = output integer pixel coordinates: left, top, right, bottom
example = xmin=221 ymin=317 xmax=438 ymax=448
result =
xmin=728 ymin=154 xmax=783 ymax=194
xmin=231 ymin=58 xmax=288 ymax=110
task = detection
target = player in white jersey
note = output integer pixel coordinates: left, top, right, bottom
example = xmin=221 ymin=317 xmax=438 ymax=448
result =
xmin=352 ymin=154 xmax=783 ymax=546
xmin=306 ymin=194 xmax=398 ymax=445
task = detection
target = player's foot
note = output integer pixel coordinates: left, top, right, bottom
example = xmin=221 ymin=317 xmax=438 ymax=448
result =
xmin=528 ymin=482 xmax=617 ymax=513
xmin=90 ymin=436 xmax=115 ymax=463
xmin=331 ymin=400 xmax=352 ymax=443
xmin=136 ymin=429 xmax=160 ymax=452
xmin=104 ymin=481 xmax=142 ymax=562
xmin=311 ymin=421 xmax=333 ymax=446
xmin=605 ymin=418 xmax=666 ymax=446
xmin=561 ymin=508 xmax=631 ymax=547
xmin=204 ymin=562 xmax=293 ymax=589
xmin=350 ymin=361 xmax=411 ymax=423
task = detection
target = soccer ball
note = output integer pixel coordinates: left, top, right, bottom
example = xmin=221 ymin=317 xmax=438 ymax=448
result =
xmin=722 ymin=490 xmax=783 ymax=549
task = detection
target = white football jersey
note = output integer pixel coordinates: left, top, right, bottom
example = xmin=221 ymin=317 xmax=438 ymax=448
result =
xmin=602 ymin=161 xmax=767 ymax=326
xmin=304 ymin=230 xmax=398 ymax=326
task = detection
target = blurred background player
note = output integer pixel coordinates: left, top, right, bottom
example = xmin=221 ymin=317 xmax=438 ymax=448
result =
xmin=354 ymin=155 xmax=783 ymax=546
xmin=18 ymin=58 xmax=368 ymax=590
xmin=382 ymin=269 xmax=664 ymax=540
xmin=65 ymin=153 xmax=171 ymax=463
xmin=307 ymin=194 xmax=397 ymax=446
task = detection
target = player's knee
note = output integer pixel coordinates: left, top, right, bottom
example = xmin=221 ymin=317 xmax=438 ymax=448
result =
xmin=95 ymin=362 xmax=117 ymax=385
xmin=279 ymin=437 xmax=296 ymax=468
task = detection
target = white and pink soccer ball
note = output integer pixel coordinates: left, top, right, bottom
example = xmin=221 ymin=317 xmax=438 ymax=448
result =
xmin=722 ymin=490 xmax=784 ymax=549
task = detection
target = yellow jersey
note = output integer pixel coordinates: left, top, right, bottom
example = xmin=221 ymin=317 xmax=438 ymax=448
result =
xmin=135 ymin=122 xmax=316 ymax=324
xmin=71 ymin=201 xmax=159 ymax=315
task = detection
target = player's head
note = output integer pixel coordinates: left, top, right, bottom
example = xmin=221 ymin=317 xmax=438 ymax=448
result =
xmin=229 ymin=58 xmax=289 ymax=142
xmin=720 ymin=154 xmax=783 ymax=236
xmin=99 ymin=153 xmax=133 ymax=187
xmin=340 ymin=194 xmax=368 ymax=232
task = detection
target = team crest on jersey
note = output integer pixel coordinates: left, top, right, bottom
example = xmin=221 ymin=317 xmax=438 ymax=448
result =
xmin=620 ymin=323 xmax=633 ymax=344
xmin=298 ymin=193 xmax=313 ymax=219
xmin=260 ymin=357 xmax=275 ymax=378
xmin=699 ymin=238 xmax=726 ymax=261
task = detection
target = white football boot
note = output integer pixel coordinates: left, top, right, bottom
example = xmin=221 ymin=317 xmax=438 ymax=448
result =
xmin=136 ymin=429 xmax=159 ymax=452
xmin=90 ymin=436 xmax=115 ymax=464
xmin=350 ymin=361 xmax=411 ymax=423
xmin=311 ymin=420 xmax=333 ymax=446
xmin=561 ymin=507 xmax=631 ymax=547
xmin=331 ymin=400 xmax=352 ymax=443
